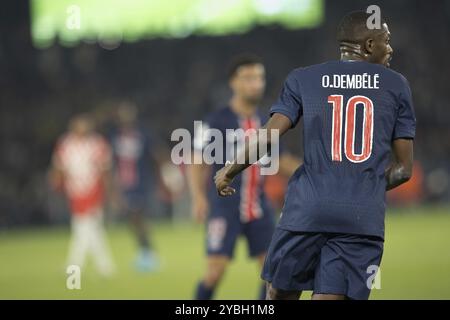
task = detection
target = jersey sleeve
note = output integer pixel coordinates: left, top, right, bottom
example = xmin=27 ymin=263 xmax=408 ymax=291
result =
xmin=52 ymin=137 xmax=65 ymax=170
xmin=393 ymin=76 xmax=416 ymax=140
xmin=270 ymin=69 xmax=303 ymax=128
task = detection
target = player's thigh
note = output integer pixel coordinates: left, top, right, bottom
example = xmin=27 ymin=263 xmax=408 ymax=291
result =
xmin=85 ymin=209 xmax=106 ymax=246
xmin=315 ymin=234 xmax=384 ymax=300
xmin=311 ymin=293 xmax=347 ymax=300
xmin=123 ymin=190 xmax=148 ymax=215
xmin=206 ymin=213 xmax=240 ymax=259
xmin=266 ymin=281 xmax=301 ymax=300
xmin=90 ymin=207 xmax=106 ymax=233
xmin=71 ymin=213 xmax=94 ymax=236
xmin=243 ymin=213 xmax=275 ymax=258
xmin=70 ymin=215 xmax=83 ymax=234
xmin=261 ymin=228 xmax=327 ymax=293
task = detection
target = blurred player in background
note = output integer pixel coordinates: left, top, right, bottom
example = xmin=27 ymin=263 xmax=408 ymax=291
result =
xmin=110 ymin=102 xmax=159 ymax=272
xmin=215 ymin=11 xmax=416 ymax=300
xmin=49 ymin=113 xmax=115 ymax=276
xmin=188 ymin=54 xmax=300 ymax=300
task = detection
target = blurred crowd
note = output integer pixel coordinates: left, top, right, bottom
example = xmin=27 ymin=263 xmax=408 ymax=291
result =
xmin=0 ymin=0 xmax=449 ymax=228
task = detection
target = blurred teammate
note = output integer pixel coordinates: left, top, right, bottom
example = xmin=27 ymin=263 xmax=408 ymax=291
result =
xmin=189 ymin=54 xmax=300 ymax=300
xmin=50 ymin=114 xmax=115 ymax=276
xmin=215 ymin=11 xmax=416 ymax=300
xmin=110 ymin=102 xmax=159 ymax=271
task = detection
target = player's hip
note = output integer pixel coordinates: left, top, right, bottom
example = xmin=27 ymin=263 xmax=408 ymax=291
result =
xmin=262 ymin=228 xmax=384 ymax=299
xmin=207 ymin=201 xmax=275 ymax=223
xmin=278 ymin=198 xmax=386 ymax=239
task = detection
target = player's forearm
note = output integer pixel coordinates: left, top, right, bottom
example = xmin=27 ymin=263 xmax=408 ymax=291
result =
xmin=385 ymin=163 xmax=412 ymax=191
xmin=221 ymin=113 xmax=292 ymax=183
xmin=48 ymin=167 xmax=64 ymax=191
xmin=226 ymin=114 xmax=292 ymax=179
xmin=386 ymin=139 xmax=414 ymax=191
xmin=279 ymin=154 xmax=302 ymax=177
xmin=226 ymin=163 xmax=251 ymax=180
xmin=226 ymin=131 xmax=271 ymax=179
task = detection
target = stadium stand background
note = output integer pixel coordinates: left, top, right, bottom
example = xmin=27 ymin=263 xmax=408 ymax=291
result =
xmin=0 ymin=0 xmax=449 ymax=227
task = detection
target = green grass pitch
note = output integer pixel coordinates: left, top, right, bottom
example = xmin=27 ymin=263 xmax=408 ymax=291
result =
xmin=1 ymin=206 xmax=449 ymax=299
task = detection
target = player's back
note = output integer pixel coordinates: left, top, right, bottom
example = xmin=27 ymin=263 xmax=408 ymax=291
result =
xmin=111 ymin=126 xmax=152 ymax=191
xmin=272 ymin=60 xmax=415 ymax=238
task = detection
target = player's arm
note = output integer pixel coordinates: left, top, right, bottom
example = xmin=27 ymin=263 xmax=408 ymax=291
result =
xmin=187 ymin=155 xmax=211 ymax=223
xmin=100 ymin=139 xmax=123 ymax=209
xmin=48 ymin=143 xmax=65 ymax=192
xmin=385 ymin=138 xmax=413 ymax=191
xmin=279 ymin=153 xmax=302 ymax=177
xmin=386 ymin=75 xmax=416 ymax=191
xmin=214 ymin=113 xmax=292 ymax=196
xmin=48 ymin=166 xmax=65 ymax=193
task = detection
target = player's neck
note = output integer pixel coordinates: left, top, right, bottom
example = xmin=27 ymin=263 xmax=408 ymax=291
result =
xmin=340 ymin=52 xmax=365 ymax=62
xmin=339 ymin=42 xmax=368 ymax=62
xmin=230 ymin=96 xmax=257 ymax=118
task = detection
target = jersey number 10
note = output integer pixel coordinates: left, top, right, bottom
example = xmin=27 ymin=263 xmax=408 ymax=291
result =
xmin=328 ymin=95 xmax=374 ymax=163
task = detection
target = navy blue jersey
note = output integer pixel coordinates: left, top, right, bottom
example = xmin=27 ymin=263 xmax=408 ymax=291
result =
xmin=111 ymin=126 xmax=153 ymax=193
xmin=271 ymin=60 xmax=416 ymax=239
xmin=194 ymin=106 xmax=275 ymax=223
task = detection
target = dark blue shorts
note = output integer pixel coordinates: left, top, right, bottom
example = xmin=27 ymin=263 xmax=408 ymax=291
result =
xmin=261 ymin=228 xmax=384 ymax=300
xmin=122 ymin=189 xmax=149 ymax=212
xmin=206 ymin=212 xmax=275 ymax=259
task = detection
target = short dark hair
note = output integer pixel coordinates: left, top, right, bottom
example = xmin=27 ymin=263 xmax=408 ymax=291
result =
xmin=227 ymin=53 xmax=264 ymax=79
xmin=337 ymin=10 xmax=386 ymax=43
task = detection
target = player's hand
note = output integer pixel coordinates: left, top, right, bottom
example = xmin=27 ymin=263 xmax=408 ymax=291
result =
xmin=48 ymin=169 xmax=64 ymax=193
xmin=192 ymin=194 xmax=209 ymax=223
xmin=214 ymin=163 xmax=236 ymax=197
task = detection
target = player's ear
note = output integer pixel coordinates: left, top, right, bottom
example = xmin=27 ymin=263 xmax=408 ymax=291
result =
xmin=365 ymin=38 xmax=374 ymax=54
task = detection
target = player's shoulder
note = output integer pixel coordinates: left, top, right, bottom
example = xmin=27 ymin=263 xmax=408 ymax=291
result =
xmin=294 ymin=60 xmax=406 ymax=78
xmin=204 ymin=106 xmax=234 ymax=126
xmin=311 ymin=61 xmax=410 ymax=89
xmin=383 ymin=67 xmax=410 ymax=88
xmin=358 ymin=61 xmax=410 ymax=88
xmin=364 ymin=65 xmax=411 ymax=95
